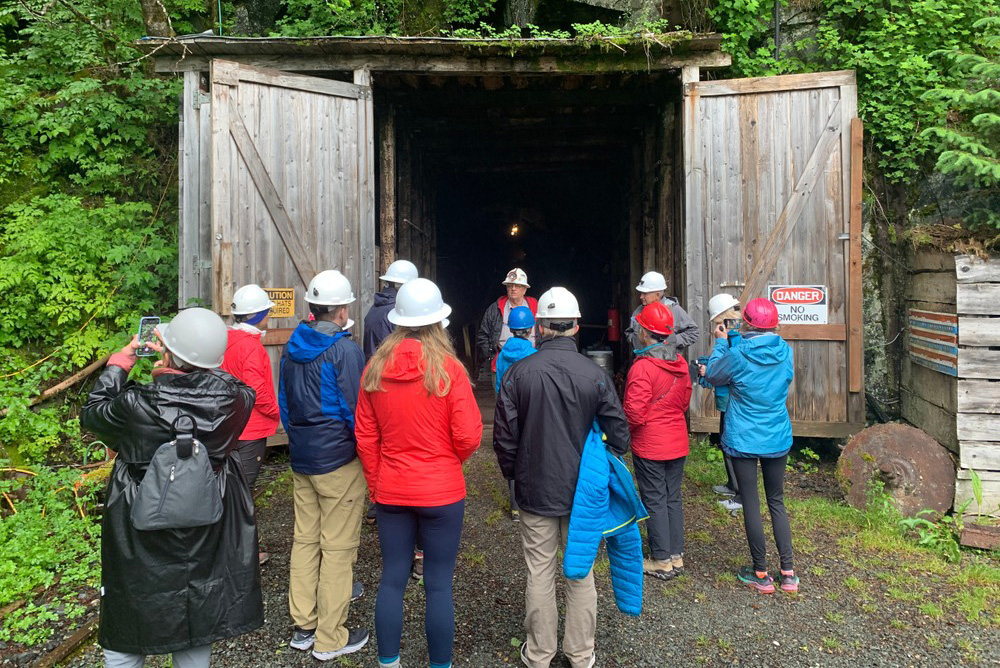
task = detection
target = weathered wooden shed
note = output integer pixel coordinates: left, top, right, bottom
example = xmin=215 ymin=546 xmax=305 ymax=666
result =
xmin=141 ymin=34 xmax=864 ymax=438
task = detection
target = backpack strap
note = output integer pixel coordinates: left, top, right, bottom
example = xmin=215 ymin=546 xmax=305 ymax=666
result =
xmin=171 ymin=414 xmax=198 ymax=459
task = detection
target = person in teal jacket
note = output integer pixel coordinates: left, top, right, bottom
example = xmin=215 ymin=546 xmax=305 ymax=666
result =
xmin=494 ymin=306 xmax=537 ymax=393
xmin=703 ymin=297 xmax=798 ymax=595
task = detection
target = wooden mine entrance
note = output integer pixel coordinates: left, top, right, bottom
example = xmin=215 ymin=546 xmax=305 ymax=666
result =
xmin=150 ymin=35 xmax=864 ymax=438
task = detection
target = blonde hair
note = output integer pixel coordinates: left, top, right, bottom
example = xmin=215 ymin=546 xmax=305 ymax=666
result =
xmin=362 ymin=325 xmax=464 ymax=397
xmin=711 ymin=307 xmax=741 ymax=326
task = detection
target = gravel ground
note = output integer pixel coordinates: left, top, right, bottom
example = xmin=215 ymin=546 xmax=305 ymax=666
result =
xmin=49 ymin=423 xmax=1000 ymax=667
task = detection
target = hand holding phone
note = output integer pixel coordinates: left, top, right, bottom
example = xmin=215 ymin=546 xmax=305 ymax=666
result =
xmin=136 ymin=316 xmax=160 ymax=357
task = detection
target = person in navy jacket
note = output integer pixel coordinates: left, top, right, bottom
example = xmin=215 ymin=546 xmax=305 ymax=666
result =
xmin=703 ymin=297 xmax=798 ymax=595
xmin=279 ymin=270 xmax=369 ymax=662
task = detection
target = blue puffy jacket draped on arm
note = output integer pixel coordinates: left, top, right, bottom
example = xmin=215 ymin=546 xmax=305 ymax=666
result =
xmin=564 ymin=424 xmax=647 ymax=616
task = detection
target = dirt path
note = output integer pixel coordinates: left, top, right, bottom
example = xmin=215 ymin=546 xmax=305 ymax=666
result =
xmin=64 ymin=429 xmax=999 ymax=667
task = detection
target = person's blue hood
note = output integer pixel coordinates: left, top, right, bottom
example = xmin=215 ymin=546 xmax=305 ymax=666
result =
xmin=498 ymin=337 xmax=535 ymax=365
xmin=287 ymin=322 xmax=342 ymax=362
xmin=737 ymin=332 xmax=789 ymax=366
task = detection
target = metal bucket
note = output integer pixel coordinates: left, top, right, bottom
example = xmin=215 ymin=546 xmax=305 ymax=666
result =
xmin=586 ymin=350 xmax=614 ymax=377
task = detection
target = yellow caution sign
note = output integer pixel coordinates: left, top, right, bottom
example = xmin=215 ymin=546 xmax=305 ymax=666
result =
xmin=264 ymin=288 xmax=296 ymax=319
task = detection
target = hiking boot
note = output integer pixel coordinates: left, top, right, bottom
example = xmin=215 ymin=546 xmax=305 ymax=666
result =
xmin=411 ymin=551 xmax=424 ymax=580
xmin=712 ymin=484 xmax=737 ymax=497
xmin=643 ymin=558 xmax=676 ymax=580
xmin=718 ymin=498 xmax=743 ymax=513
xmin=737 ymin=566 xmax=775 ymax=594
xmin=779 ymin=571 xmax=800 ymax=593
xmin=258 ymin=551 xmax=271 ymax=566
xmin=366 ymin=504 xmax=377 ymax=525
xmin=511 ymin=508 xmax=521 ymax=522
xmin=289 ymin=627 xmax=315 ymax=651
xmin=311 ymin=628 xmax=369 ymax=661
xmin=351 ymin=581 xmax=364 ymax=601
xmin=670 ymin=554 xmax=685 ymax=576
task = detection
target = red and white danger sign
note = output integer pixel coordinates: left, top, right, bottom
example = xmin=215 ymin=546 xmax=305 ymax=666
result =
xmin=768 ymin=285 xmax=828 ymax=324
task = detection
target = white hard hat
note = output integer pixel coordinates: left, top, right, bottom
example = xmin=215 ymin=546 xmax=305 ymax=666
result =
xmin=158 ymin=307 xmax=229 ymax=369
xmin=388 ymin=278 xmax=452 ymax=327
xmin=707 ymin=293 xmax=741 ymax=321
xmin=231 ymin=284 xmax=275 ymax=315
xmin=305 ymin=270 xmax=356 ymax=306
xmin=380 ymin=259 xmax=419 ymax=285
xmin=502 ymin=268 xmax=530 ymax=288
xmin=636 ymin=271 xmax=667 ymax=293
xmin=536 ymin=287 xmax=582 ymax=319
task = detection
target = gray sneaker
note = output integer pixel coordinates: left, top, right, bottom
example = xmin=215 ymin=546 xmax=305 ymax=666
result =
xmin=712 ymin=485 xmax=737 ymax=497
xmin=719 ymin=498 xmax=743 ymax=513
xmin=289 ymin=627 xmax=315 ymax=651
xmin=351 ymin=581 xmax=364 ymax=601
xmin=312 ymin=628 xmax=369 ymax=661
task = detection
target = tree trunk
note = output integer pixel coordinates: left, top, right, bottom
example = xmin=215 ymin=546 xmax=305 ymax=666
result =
xmin=139 ymin=0 xmax=174 ymax=37
xmin=504 ymin=0 xmax=542 ymax=28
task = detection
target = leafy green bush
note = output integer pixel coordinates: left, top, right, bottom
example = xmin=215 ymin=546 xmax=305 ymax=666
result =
xmin=920 ymin=16 xmax=1000 ymax=230
xmin=0 ymin=466 xmax=102 ymax=645
xmin=0 ymin=1 xmax=180 ymax=464
xmin=711 ymin=0 xmax=997 ymax=223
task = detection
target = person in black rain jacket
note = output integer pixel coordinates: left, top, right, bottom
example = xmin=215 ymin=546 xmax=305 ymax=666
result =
xmin=81 ymin=307 xmax=262 ymax=667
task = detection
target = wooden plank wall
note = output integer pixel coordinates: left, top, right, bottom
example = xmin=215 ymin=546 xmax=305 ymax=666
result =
xmin=953 ymin=254 xmax=1000 ymax=517
xmin=683 ymin=71 xmax=861 ymax=437
xmin=901 ymin=250 xmax=959 ymax=451
xmin=206 ymin=61 xmax=376 ymax=422
xmin=178 ymin=72 xmax=213 ymax=307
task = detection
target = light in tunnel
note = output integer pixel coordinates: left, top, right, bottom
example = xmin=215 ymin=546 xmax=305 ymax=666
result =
xmin=510 ymin=223 xmax=520 ymax=236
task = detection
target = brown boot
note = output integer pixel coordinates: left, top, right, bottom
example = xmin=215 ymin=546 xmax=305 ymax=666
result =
xmin=643 ymin=558 xmax=675 ymax=580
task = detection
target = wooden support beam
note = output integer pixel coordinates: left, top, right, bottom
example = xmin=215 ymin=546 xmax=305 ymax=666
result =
xmin=780 ymin=324 xmax=847 ymax=341
xmin=379 ymin=107 xmax=397 ymax=274
xmin=848 ymin=117 xmax=863 ymax=392
xmin=154 ymin=51 xmax=732 ymax=74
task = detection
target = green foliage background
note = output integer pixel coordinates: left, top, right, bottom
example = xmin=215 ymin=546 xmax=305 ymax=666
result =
xmin=711 ymin=0 xmax=999 ymax=229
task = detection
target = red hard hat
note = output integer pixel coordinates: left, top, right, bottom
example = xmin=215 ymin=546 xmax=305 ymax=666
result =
xmin=636 ymin=301 xmax=674 ymax=336
xmin=743 ymin=297 xmax=779 ymax=329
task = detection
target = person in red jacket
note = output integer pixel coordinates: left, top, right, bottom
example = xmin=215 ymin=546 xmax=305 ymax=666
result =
xmin=624 ymin=301 xmax=693 ymax=581
xmin=221 ymin=284 xmax=281 ymax=565
xmin=354 ymin=278 xmax=483 ymax=668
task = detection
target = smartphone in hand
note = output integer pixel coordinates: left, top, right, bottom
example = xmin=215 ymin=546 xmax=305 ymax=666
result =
xmin=136 ymin=316 xmax=160 ymax=357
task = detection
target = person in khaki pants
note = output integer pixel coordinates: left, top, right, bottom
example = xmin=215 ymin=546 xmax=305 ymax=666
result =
xmin=279 ymin=270 xmax=369 ymax=661
xmin=494 ymin=287 xmax=631 ymax=668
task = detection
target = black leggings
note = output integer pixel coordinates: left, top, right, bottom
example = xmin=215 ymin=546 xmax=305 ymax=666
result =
xmin=731 ymin=455 xmax=794 ymax=572
xmin=375 ymin=501 xmax=464 ymax=665
xmin=709 ymin=412 xmax=739 ymax=493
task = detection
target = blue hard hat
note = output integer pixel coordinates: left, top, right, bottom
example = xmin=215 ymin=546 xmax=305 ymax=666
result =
xmin=507 ymin=305 xmax=535 ymax=330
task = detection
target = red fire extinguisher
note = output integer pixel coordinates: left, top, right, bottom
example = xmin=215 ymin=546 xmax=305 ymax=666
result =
xmin=607 ymin=307 xmax=621 ymax=342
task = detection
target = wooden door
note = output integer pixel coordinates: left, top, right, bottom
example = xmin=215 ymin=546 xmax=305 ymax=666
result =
xmin=683 ymin=71 xmax=864 ymax=437
xmin=209 ymin=59 xmax=376 ymax=345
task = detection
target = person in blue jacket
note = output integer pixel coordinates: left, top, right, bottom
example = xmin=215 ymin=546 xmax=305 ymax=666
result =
xmin=495 ymin=305 xmax=537 ymax=522
xmin=279 ymin=270 xmax=370 ymax=661
xmin=703 ymin=297 xmax=798 ymax=595
xmin=494 ymin=306 xmax=537 ymax=394
xmin=697 ymin=293 xmax=743 ymax=513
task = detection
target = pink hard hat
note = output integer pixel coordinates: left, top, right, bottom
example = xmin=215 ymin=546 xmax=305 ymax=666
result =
xmin=742 ymin=297 xmax=779 ymax=329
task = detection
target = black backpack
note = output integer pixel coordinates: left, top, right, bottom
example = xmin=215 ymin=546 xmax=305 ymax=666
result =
xmin=130 ymin=415 xmax=223 ymax=531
